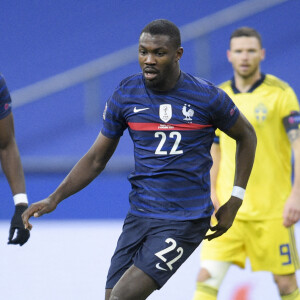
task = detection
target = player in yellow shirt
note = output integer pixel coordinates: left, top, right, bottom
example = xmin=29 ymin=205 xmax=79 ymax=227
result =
xmin=192 ymin=27 xmax=300 ymax=300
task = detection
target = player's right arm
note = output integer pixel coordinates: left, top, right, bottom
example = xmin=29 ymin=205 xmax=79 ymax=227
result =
xmin=205 ymin=112 xmax=256 ymax=240
xmin=0 ymin=111 xmax=30 ymax=245
xmin=22 ymin=133 xmax=120 ymax=230
xmin=210 ymin=140 xmax=221 ymax=213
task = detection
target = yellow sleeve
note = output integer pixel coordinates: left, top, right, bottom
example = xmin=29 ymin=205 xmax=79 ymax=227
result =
xmin=279 ymin=86 xmax=300 ymax=119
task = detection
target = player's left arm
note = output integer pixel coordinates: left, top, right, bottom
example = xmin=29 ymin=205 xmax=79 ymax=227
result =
xmin=283 ymin=112 xmax=300 ymax=227
xmin=0 ymin=113 xmax=30 ymax=246
xmin=206 ymin=112 xmax=257 ymax=240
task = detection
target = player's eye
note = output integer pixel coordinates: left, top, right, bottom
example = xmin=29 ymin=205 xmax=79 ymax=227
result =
xmin=139 ymin=49 xmax=147 ymax=55
xmin=156 ymin=52 xmax=165 ymax=57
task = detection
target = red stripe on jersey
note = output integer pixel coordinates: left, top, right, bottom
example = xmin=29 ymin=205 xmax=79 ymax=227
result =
xmin=128 ymin=122 xmax=212 ymax=131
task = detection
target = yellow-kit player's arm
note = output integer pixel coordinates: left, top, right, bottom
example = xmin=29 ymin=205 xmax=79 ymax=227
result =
xmin=210 ymin=141 xmax=221 ymax=214
xmin=283 ymin=127 xmax=300 ymax=227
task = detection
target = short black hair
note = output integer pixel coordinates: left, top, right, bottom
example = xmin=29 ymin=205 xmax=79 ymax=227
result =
xmin=140 ymin=19 xmax=181 ymax=49
xmin=230 ymin=27 xmax=263 ymax=47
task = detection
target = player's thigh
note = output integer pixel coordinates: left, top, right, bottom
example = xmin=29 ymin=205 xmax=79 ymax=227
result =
xmin=246 ymin=219 xmax=300 ymax=274
xmin=134 ymin=216 xmax=211 ymax=289
xmin=109 ymin=265 xmax=158 ymax=300
xmin=106 ymin=213 xmax=149 ymax=289
xmin=200 ymin=219 xmax=246 ymax=268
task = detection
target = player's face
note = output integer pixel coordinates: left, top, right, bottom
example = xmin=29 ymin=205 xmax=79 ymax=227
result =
xmin=139 ymin=33 xmax=183 ymax=91
xmin=227 ymin=37 xmax=265 ymax=79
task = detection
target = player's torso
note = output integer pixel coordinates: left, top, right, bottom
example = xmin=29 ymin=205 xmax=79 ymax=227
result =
xmin=116 ymin=73 xmax=218 ymax=220
xmin=218 ymin=75 xmax=294 ymax=220
xmin=120 ymin=74 xmax=216 ymax=176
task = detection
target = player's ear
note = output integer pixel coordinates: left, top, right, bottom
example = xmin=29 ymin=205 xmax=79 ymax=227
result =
xmin=227 ymin=49 xmax=232 ymax=63
xmin=176 ymin=47 xmax=183 ymax=61
xmin=260 ymin=48 xmax=266 ymax=61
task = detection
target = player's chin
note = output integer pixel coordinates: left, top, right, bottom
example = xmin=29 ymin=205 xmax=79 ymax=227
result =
xmin=144 ymin=77 xmax=160 ymax=89
xmin=238 ymin=69 xmax=255 ymax=79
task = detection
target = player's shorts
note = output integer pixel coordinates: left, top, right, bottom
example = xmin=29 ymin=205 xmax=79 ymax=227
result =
xmin=106 ymin=213 xmax=210 ymax=289
xmin=201 ymin=218 xmax=300 ymax=274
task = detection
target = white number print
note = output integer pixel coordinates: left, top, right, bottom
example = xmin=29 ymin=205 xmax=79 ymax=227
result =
xmin=155 ymin=238 xmax=184 ymax=271
xmin=154 ymin=131 xmax=183 ymax=155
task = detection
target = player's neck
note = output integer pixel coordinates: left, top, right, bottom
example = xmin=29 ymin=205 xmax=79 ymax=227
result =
xmin=234 ymin=71 xmax=262 ymax=93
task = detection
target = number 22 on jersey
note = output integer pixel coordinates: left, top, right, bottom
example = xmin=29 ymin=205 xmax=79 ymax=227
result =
xmin=155 ymin=131 xmax=183 ymax=155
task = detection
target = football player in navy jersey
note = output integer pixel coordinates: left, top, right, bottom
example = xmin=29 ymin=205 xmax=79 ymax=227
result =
xmin=22 ymin=19 xmax=256 ymax=299
xmin=0 ymin=74 xmax=30 ymax=246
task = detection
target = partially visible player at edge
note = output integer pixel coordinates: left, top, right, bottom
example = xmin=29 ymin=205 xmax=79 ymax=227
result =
xmin=22 ymin=20 xmax=256 ymax=300
xmin=193 ymin=27 xmax=300 ymax=300
xmin=0 ymin=74 xmax=30 ymax=246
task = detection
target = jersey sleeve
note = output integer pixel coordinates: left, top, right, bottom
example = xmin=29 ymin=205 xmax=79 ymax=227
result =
xmin=279 ymin=86 xmax=300 ymax=133
xmin=210 ymin=88 xmax=240 ymax=132
xmin=101 ymin=88 xmax=128 ymax=139
xmin=280 ymin=86 xmax=299 ymax=118
xmin=0 ymin=75 xmax=12 ymax=120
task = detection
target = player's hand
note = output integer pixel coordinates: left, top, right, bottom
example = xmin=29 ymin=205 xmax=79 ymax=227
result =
xmin=22 ymin=198 xmax=57 ymax=230
xmin=283 ymin=190 xmax=300 ymax=227
xmin=205 ymin=197 xmax=242 ymax=241
xmin=8 ymin=205 xmax=30 ymax=246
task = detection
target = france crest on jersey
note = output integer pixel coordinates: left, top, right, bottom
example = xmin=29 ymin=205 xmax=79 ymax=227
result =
xmin=102 ymin=71 xmax=239 ymax=221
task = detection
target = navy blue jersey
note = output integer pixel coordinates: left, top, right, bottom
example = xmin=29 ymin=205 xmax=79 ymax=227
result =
xmin=102 ymin=71 xmax=239 ymax=221
xmin=0 ymin=74 xmax=12 ymax=120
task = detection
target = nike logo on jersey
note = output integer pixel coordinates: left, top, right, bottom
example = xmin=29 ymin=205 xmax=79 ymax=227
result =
xmin=155 ymin=263 xmax=168 ymax=272
xmin=133 ymin=107 xmax=150 ymax=113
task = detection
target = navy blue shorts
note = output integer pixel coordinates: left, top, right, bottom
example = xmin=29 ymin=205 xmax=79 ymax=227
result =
xmin=106 ymin=213 xmax=210 ymax=289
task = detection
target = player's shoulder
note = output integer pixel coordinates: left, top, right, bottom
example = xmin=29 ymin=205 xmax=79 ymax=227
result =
xmin=263 ymin=74 xmax=292 ymax=91
xmin=183 ymin=72 xmax=220 ymax=96
xmin=0 ymin=73 xmax=6 ymax=85
xmin=111 ymin=73 xmax=144 ymax=101
xmin=0 ymin=74 xmax=9 ymax=95
xmin=184 ymin=72 xmax=214 ymax=87
xmin=218 ymin=80 xmax=232 ymax=91
xmin=118 ymin=73 xmax=143 ymax=89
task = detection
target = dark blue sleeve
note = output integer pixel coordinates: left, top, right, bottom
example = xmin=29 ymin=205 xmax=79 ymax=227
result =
xmin=213 ymin=134 xmax=220 ymax=144
xmin=101 ymin=89 xmax=127 ymax=139
xmin=283 ymin=111 xmax=300 ymax=133
xmin=210 ymin=88 xmax=239 ymax=132
xmin=0 ymin=75 xmax=12 ymax=120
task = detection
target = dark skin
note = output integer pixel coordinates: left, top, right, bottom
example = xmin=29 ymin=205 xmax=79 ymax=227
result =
xmin=22 ymin=33 xmax=256 ymax=300
xmin=138 ymin=32 xmax=183 ymax=91
xmin=204 ymin=113 xmax=256 ymax=241
xmin=0 ymin=112 xmax=30 ymax=245
xmin=0 ymin=114 xmax=25 ymax=194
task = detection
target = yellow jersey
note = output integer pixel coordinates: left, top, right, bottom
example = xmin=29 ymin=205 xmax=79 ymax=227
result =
xmin=216 ymin=74 xmax=299 ymax=220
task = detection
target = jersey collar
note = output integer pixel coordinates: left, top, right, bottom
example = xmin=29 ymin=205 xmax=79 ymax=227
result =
xmin=231 ymin=73 xmax=266 ymax=94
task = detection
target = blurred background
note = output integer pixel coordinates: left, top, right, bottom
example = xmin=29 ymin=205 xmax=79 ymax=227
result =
xmin=1 ymin=0 xmax=299 ymax=299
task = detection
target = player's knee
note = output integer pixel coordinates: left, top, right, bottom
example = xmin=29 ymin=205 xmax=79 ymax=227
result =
xmin=197 ymin=260 xmax=231 ymax=289
xmin=273 ymin=273 xmax=298 ymax=295
xmin=197 ymin=267 xmax=211 ymax=282
xmin=105 ymin=289 xmax=112 ymax=300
